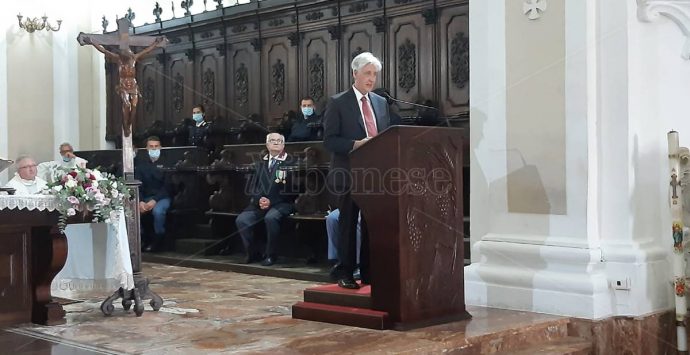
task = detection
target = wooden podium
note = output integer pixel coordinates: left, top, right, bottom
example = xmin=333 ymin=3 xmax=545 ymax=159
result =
xmin=293 ymin=126 xmax=470 ymax=329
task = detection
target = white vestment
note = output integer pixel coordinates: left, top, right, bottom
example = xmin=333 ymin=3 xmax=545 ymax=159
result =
xmin=4 ymin=175 xmax=48 ymax=195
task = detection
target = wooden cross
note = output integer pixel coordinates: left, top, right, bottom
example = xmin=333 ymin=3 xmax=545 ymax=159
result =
xmin=671 ymin=173 xmax=681 ymax=199
xmin=77 ymin=18 xmax=167 ymax=177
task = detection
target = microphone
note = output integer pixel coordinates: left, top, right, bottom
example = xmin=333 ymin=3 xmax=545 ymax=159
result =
xmin=378 ymin=92 xmax=449 ymax=127
xmin=379 ymin=92 xmax=438 ymax=111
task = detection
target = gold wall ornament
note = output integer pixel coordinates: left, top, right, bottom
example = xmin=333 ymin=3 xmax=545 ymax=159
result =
xmin=17 ymin=14 xmax=62 ymax=33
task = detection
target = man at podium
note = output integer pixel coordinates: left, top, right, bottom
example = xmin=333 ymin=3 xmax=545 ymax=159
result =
xmin=323 ymin=52 xmax=391 ymax=289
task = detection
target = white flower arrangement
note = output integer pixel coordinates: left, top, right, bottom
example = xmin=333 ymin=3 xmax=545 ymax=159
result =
xmin=45 ymin=166 xmax=131 ymax=232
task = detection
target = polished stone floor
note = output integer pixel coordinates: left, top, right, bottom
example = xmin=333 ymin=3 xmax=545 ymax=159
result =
xmin=5 ymin=263 xmax=571 ymax=354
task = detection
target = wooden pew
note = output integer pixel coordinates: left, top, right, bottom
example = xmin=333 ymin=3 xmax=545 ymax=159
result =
xmin=204 ymin=141 xmax=331 ymax=259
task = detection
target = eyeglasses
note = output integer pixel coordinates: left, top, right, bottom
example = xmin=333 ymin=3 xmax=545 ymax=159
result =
xmin=267 ymin=139 xmax=284 ymax=144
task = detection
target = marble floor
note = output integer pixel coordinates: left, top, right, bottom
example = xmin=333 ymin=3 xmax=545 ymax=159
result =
xmin=6 ymin=263 xmax=575 ymax=354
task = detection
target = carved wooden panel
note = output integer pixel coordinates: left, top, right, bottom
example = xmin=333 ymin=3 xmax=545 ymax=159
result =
xmin=103 ymin=0 xmax=469 ymax=144
xmin=228 ymin=43 xmax=260 ymax=119
xmin=196 ymin=50 xmax=224 ymax=118
xmin=167 ymin=57 xmax=189 ymax=124
xmin=0 ymin=226 xmax=31 ymax=326
xmin=341 ymin=22 xmax=385 ymax=92
xmin=439 ymin=4 xmax=470 ymax=116
xmin=262 ymin=38 xmax=298 ymax=126
xmin=301 ymin=30 xmax=338 ymax=110
xmin=388 ymin=13 xmax=435 ymax=114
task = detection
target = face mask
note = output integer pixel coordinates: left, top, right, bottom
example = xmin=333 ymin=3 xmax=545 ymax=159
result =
xmin=192 ymin=113 xmax=204 ymax=123
xmin=301 ymin=107 xmax=314 ymax=117
xmin=148 ymin=149 xmax=160 ymax=160
xmin=62 ymin=156 xmax=72 ymax=163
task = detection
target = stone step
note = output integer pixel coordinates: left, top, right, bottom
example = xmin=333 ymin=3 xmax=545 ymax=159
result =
xmin=174 ymin=238 xmax=223 ymax=256
xmin=494 ymin=336 xmax=591 ymax=355
xmin=192 ymin=224 xmax=214 ymax=238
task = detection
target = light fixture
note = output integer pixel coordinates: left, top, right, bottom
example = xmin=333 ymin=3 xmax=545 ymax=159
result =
xmin=17 ymin=14 xmax=62 ymax=33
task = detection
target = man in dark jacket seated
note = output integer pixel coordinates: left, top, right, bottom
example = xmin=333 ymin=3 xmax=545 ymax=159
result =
xmin=135 ymin=136 xmax=172 ymax=252
xmin=287 ymin=96 xmax=322 ymax=142
xmin=235 ymin=133 xmax=297 ymax=266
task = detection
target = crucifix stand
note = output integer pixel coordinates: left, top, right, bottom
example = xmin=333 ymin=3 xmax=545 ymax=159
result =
xmin=77 ymin=18 xmax=168 ymax=317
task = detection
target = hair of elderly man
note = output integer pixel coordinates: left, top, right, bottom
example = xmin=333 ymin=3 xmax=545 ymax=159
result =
xmin=58 ymin=142 xmax=73 ymax=151
xmin=14 ymin=155 xmax=34 ymax=167
xmin=351 ymin=52 xmax=382 ymax=73
xmin=265 ymin=132 xmax=285 ymax=143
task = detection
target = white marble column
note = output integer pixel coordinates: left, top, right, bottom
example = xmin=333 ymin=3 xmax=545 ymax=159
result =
xmin=466 ymin=0 xmax=675 ymax=319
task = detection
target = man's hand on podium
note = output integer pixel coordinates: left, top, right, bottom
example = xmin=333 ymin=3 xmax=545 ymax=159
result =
xmin=352 ymin=138 xmax=370 ymax=151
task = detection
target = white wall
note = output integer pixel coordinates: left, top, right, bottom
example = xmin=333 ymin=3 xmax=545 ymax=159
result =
xmin=467 ymin=0 xmax=679 ymax=319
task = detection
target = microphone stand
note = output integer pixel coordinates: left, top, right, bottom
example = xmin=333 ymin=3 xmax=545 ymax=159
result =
xmin=380 ymin=93 xmax=450 ymax=127
xmin=381 ymin=93 xmax=439 ymax=111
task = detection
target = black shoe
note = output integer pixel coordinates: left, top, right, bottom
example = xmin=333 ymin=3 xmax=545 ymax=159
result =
xmin=337 ymin=277 xmax=360 ymax=289
xmin=261 ymin=255 xmax=277 ymax=266
xmin=244 ymin=252 xmax=262 ymax=264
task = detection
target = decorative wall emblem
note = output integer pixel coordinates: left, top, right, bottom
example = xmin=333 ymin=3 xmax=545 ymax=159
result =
xmin=306 ymin=11 xmax=324 ymax=21
xmin=235 ymin=63 xmax=249 ymax=107
xmin=450 ymin=32 xmax=470 ymax=89
xmin=308 ymin=54 xmax=325 ymax=102
xmin=143 ymin=77 xmax=155 ymax=113
xmin=398 ymin=39 xmax=416 ymax=93
xmin=638 ymin=0 xmax=690 ymax=59
xmin=523 ymin=0 xmax=547 ymax=20
xmin=349 ymin=2 xmax=369 ymax=14
xmin=202 ymin=68 xmax=215 ymax=106
xmin=271 ymin=59 xmax=285 ymax=105
xmin=172 ymin=72 xmax=184 ymax=113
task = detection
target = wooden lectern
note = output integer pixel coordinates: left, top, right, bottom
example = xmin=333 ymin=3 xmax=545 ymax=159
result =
xmin=293 ymin=126 xmax=470 ymax=329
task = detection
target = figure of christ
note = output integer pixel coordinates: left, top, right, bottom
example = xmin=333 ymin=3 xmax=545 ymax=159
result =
xmin=77 ymin=18 xmax=167 ymax=175
xmin=81 ymin=35 xmax=166 ymax=137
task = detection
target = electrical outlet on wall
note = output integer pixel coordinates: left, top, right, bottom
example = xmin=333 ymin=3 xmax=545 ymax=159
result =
xmin=611 ymin=278 xmax=631 ymax=290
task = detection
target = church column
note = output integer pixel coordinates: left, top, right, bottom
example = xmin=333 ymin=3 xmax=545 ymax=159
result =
xmin=466 ymin=0 xmax=673 ymax=319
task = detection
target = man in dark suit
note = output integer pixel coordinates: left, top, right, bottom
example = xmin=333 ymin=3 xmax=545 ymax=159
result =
xmin=323 ymin=52 xmax=391 ymax=289
xmin=235 ymin=133 xmax=297 ymax=266
xmin=288 ymin=96 xmax=322 ymax=142
xmin=135 ymin=136 xmax=173 ymax=252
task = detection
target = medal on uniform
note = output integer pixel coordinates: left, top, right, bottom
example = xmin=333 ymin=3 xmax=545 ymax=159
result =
xmin=275 ymin=169 xmax=286 ymax=184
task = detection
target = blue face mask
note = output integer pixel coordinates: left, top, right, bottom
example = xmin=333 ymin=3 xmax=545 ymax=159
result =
xmin=148 ymin=149 xmax=160 ymax=160
xmin=62 ymin=156 xmax=72 ymax=163
xmin=192 ymin=113 xmax=204 ymax=123
xmin=301 ymin=107 xmax=314 ymax=117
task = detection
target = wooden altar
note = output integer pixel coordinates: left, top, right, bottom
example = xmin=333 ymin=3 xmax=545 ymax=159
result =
xmin=0 ymin=207 xmax=72 ymax=326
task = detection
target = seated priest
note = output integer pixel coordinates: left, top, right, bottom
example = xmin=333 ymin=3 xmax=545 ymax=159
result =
xmin=4 ymin=156 xmax=47 ymax=195
xmin=287 ymin=96 xmax=322 ymax=142
xmin=235 ymin=133 xmax=297 ymax=266
xmin=135 ymin=136 xmax=172 ymax=252
xmin=38 ymin=142 xmax=89 ymax=182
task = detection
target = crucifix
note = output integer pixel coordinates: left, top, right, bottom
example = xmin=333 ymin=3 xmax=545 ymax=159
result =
xmin=77 ymin=18 xmax=168 ymax=178
xmin=77 ymin=18 xmax=168 ymax=317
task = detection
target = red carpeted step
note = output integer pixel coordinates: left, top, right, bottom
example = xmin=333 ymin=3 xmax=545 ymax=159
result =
xmin=292 ymin=301 xmax=390 ymax=330
xmin=303 ymin=283 xmax=372 ymax=309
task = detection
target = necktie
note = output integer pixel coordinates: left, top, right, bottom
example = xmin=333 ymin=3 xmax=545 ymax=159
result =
xmin=361 ymin=96 xmax=378 ymax=137
xmin=269 ymin=158 xmax=277 ymax=171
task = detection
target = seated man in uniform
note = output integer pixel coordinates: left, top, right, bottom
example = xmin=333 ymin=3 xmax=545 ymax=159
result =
xmin=287 ymin=96 xmax=322 ymax=142
xmin=235 ymin=133 xmax=297 ymax=266
xmin=135 ymin=136 xmax=172 ymax=252
xmin=4 ymin=156 xmax=47 ymax=195
xmin=188 ymin=104 xmax=212 ymax=146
